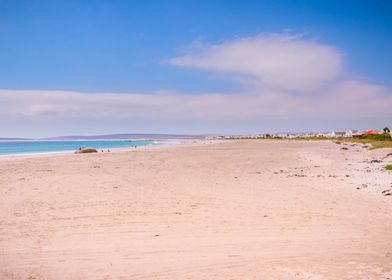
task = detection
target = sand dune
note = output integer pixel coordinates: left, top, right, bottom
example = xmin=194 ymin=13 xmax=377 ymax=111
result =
xmin=1 ymin=140 xmax=391 ymax=279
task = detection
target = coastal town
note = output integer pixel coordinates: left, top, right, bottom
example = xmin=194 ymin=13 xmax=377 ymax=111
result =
xmin=209 ymin=128 xmax=392 ymax=139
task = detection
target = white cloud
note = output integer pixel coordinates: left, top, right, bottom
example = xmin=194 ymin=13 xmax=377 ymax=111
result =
xmin=1 ymin=33 xmax=391 ymax=136
xmin=320 ymin=80 xmax=392 ymax=117
xmin=1 ymin=80 xmax=391 ymax=122
xmin=0 ymin=89 xmax=281 ymax=119
xmin=169 ymin=34 xmax=342 ymax=92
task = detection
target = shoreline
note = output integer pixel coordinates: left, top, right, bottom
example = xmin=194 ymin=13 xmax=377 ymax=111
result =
xmin=0 ymin=139 xmax=191 ymax=160
xmin=0 ymin=138 xmax=326 ymax=160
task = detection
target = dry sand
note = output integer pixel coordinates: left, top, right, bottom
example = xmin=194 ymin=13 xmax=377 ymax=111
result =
xmin=1 ymin=140 xmax=392 ymax=279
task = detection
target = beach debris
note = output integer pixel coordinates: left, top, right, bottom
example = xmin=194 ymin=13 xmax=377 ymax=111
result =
xmin=287 ymin=173 xmax=307 ymax=177
xmin=357 ymin=184 xmax=368 ymax=190
xmin=370 ymin=159 xmax=382 ymax=163
xmin=38 ymin=169 xmax=54 ymax=172
xmin=341 ymin=147 xmax=349 ymax=150
xmin=383 ymin=153 xmax=392 ymax=160
xmin=75 ymin=148 xmax=98 ymax=154
xmin=382 ymin=189 xmax=392 ymax=196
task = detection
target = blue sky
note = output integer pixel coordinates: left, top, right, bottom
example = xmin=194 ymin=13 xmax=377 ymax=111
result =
xmin=0 ymin=0 xmax=391 ymax=137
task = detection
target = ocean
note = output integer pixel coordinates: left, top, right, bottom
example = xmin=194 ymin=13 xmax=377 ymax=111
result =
xmin=0 ymin=140 xmax=157 ymax=157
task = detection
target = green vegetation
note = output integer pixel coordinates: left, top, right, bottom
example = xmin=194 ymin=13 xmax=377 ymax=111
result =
xmin=296 ymin=136 xmax=329 ymax=141
xmin=385 ymin=165 xmax=392 ymax=171
xmin=341 ymin=138 xmax=392 ymax=149
xmin=260 ymin=136 xmax=329 ymax=141
xmin=361 ymin=133 xmax=391 ymax=141
xmin=232 ymin=127 xmax=392 ymax=149
xmin=340 ymin=127 xmax=392 ymax=149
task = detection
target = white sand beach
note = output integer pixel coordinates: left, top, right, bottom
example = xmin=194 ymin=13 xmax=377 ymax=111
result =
xmin=1 ymin=140 xmax=392 ymax=279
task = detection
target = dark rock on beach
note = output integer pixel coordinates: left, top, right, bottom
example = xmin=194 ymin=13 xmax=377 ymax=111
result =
xmin=75 ymin=148 xmax=98 ymax=154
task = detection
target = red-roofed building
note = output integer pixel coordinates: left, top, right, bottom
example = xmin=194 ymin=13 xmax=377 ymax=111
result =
xmin=353 ymin=130 xmax=380 ymax=137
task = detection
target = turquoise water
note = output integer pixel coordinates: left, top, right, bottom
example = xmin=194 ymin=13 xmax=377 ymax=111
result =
xmin=0 ymin=140 xmax=157 ymax=156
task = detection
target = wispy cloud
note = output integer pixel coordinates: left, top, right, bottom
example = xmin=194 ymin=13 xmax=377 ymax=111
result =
xmin=1 ymin=79 xmax=391 ymax=120
xmin=169 ymin=34 xmax=342 ymax=92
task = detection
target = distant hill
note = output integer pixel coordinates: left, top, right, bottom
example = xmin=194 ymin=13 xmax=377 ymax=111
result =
xmin=43 ymin=133 xmax=206 ymax=140
xmin=0 ymin=137 xmax=33 ymax=141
